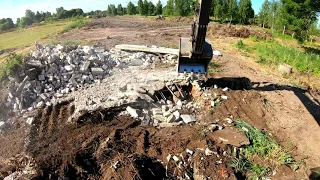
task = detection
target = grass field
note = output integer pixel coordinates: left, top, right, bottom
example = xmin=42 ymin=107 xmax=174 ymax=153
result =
xmin=0 ymin=21 xmax=72 ymax=50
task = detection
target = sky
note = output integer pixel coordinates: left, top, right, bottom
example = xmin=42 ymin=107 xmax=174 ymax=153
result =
xmin=0 ymin=0 xmax=265 ymax=22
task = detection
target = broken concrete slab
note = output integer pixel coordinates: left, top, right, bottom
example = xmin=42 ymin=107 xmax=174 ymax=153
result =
xmin=181 ymin=114 xmax=196 ymax=124
xmin=279 ymin=63 xmax=292 ymax=75
xmin=206 ymin=127 xmax=250 ymax=147
xmin=115 ymin=44 xmax=179 ymax=55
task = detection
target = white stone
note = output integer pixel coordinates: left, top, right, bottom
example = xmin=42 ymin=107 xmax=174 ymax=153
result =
xmin=212 ymin=50 xmax=222 ymax=56
xmin=91 ymin=68 xmax=104 ymax=76
xmin=186 ymin=148 xmax=194 ymax=155
xmin=0 ymin=121 xmax=5 ymax=129
xmin=26 ymin=117 xmax=34 ymax=125
xmin=221 ymin=95 xmax=228 ymax=100
xmin=64 ymin=65 xmax=73 ymax=71
xmin=222 ymin=87 xmax=229 ymax=92
xmin=211 ymin=101 xmax=215 ymax=107
xmin=173 ymin=110 xmax=180 ymax=120
xmin=126 ymin=106 xmax=138 ymax=118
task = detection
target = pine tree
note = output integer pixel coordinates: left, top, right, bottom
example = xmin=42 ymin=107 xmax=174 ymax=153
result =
xmin=155 ymin=0 xmax=163 ymax=15
xmin=164 ymin=0 xmax=174 ymax=16
xmin=117 ymin=4 xmax=123 ymax=15
xmin=227 ymin=0 xmax=238 ymax=23
xmin=148 ymin=1 xmax=155 ymax=15
xmin=143 ymin=0 xmax=149 ymax=16
xmin=127 ymin=1 xmax=136 ymax=15
xmin=239 ymin=0 xmax=254 ymax=24
xmin=138 ymin=0 xmax=143 ymax=15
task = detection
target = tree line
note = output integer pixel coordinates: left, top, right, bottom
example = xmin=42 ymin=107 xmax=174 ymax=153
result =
xmin=0 ymin=0 xmax=319 ymax=41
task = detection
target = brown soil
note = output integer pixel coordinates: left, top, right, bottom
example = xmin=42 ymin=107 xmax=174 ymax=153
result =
xmin=208 ymin=24 xmax=272 ymax=40
xmin=24 ymin=101 xmax=240 ymax=179
xmin=57 ymin=16 xmax=190 ymax=49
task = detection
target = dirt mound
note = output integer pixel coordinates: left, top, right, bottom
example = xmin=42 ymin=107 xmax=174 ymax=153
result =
xmin=208 ymin=24 xmax=272 ymax=39
xmin=168 ymin=16 xmax=194 ymax=24
xmin=83 ymin=16 xmax=187 ymax=30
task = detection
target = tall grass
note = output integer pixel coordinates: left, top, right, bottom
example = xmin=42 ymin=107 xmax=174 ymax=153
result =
xmin=61 ymin=17 xmax=86 ymax=33
xmin=254 ymin=41 xmax=320 ymax=77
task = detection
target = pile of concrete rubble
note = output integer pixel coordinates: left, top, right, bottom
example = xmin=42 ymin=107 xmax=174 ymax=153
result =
xmin=4 ymin=44 xmax=174 ymax=114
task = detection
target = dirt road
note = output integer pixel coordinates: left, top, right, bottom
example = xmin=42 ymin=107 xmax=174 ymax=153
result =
xmin=0 ymin=16 xmax=319 ymax=179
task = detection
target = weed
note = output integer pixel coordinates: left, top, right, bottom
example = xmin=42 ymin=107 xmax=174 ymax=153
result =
xmin=229 ymin=155 xmax=251 ymax=174
xmin=248 ymin=164 xmax=269 ymax=180
xmin=199 ymin=129 xmax=206 ymax=136
xmin=229 ymin=120 xmax=298 ymax=179
xmin=236 ymin=40 xmax=245 ymax=49
xmin=0 ymin=53 xmax=23 ymax=80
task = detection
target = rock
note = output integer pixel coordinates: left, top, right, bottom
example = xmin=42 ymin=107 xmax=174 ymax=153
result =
xmin=36 ymin=101 xmax=44 ymax=108
xmin=167 ymin=55 xmax=178 ymax=61
xmin=0 ymin=121 xmax=5 ymax=129
xmin=212 ymin=50 xmax=222 ymax=56
xmin=162 ymin=105 xmax=168 ymax=112
xmin=64 ymin=65 xmax=73 ymax=71
xmin=222 ymin=87 xmax=229 ymax=92
xmin=211 ymin=101 xmax=215 ymax=107
xmin=180 ymin=114 xmax=196 ymax=124
xmin=38 ymin=75 xmax=45 ymax=81
xmin=26 ymin=117 xmax=34 ymax=125
xmin=186 ymin=148 xmax=194 ymax=155
xmin=126 ymin=106 xmax=139 ymax=118
xmin=91 ymin=68 xmax=104 ymax=76
xmin=206 ymin=127 xmax=250 ymax=147
xmin=130 ymin=59 xmax=144 ymax=66
xmin=172 ymin=110 xmax=180 ymax=120
xmin=166 ymin=114 xmax=175 ymax=123
xmin=221 ymin=95 xmax=228 ymax=100
xmin=80 ymin=61 xmax=91 ymax=72
xmin=279 ymin=63 xmax=292 ymax=75
xmin=163 ymin=111 xmax=171 ymax=117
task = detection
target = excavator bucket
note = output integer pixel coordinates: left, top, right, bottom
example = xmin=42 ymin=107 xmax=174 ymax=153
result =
xmin=177 ymin=37 xmax=213 ymax=74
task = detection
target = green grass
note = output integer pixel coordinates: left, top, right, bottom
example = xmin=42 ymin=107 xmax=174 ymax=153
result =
xmin=236 ymin=40 xmax=246 ymax=49
xmin=253 ymin=41 xmax=320 ymax=77
xmin=0 ymin=21 xmax=72 ymax=49
xmin=61 ymin=17 xmax=86 ymax=33
xmin=0 ymin=53 xmax=23 ymax=80
xmin=229 ymin=120 xmax=297 ymax=179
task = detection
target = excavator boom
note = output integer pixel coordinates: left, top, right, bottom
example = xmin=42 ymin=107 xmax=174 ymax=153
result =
xmin=178 ymin=0 xmax=213 ymax=75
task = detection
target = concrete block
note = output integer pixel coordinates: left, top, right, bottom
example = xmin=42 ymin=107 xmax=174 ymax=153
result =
xmin=38 ymin=75 xmax=45 ymax=81
xmin=91 ymin=68 xmax=104 ymax=76
xmin=166 ymin=114 xmax=175 ymax=123
xmin=152 ymin=108 xmax=163 ymax=115
xmin=181 ymin=114 xmax=196 ymax=124
xmin=173 ymin=110 xmax=180 ymax=120
xmin=130 ymin=59 xmax=144 ymax=66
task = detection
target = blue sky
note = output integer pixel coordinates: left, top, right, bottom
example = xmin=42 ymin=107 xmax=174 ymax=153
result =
xmin=0 ymin=0 xmax=265 ymax=22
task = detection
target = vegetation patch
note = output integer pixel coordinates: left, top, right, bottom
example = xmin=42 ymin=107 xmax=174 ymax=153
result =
xmin=61 ymin=17 xmax=86 ymax=33
xmin=253 ymin=41 xmax=320 ymax=77
xmin=0 ymin=53 xmax=24 ymax=80
xmin=230 ymin=120 xmax=298 ymax=179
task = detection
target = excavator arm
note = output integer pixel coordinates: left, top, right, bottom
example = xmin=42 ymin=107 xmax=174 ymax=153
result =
xmin=178 ymin=0 xmax=213 ymax=75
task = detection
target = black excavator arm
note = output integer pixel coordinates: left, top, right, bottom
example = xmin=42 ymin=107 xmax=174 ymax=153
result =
xmin=178 ymin=0 xmax=213 ymax=74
